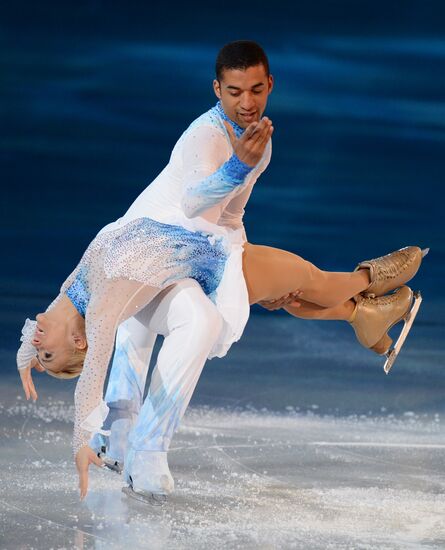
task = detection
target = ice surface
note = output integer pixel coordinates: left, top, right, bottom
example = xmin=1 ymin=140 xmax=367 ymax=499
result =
xmin=1 ymin=308 xmax=445 ymax=549
xmin=1 ymin=383 xmax=445 ymax=549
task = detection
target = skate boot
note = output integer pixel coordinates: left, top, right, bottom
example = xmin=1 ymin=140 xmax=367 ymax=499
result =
xmin=349 ymin=285 xmax=422 ymax=373
xmin=122 ymin=449 xmax=174 ymax=505
xmin=89 ymin=431 xmax=108 ymax=456
xmin=90 ymin=432 xmax=122 ymax=473
xmin=355 ymin=246 xmax=428 ymax=298
xmin=89 ymin=417 xmax=133 ymax=475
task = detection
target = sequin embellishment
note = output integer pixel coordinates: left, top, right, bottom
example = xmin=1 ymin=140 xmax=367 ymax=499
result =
xmin=85 ymin=217 xmax=227 ymax=297
xmin=65 ymin=266 xmax=90 ymax=317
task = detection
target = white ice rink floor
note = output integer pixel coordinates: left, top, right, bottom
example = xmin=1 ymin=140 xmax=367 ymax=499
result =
xmin=1 ymin=394 xmax=445 ymax=549
xmin=1 ymin=312 xmax=444 ymax=549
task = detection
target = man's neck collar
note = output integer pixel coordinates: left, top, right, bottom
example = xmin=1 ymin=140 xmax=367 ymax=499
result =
xmin=215 ymin=101 xmax=244 ymax=138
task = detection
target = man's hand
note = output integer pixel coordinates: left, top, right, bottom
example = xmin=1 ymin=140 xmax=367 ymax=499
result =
xmin=223 ymin=117 xmax=273 ymax=167
xmin=259 ymin=290 xmax=303 ymax=311
xmin=19 ymin=357 xmax=46 ymax=401
xmin=75 ymin=445 xmax=105 ymax=500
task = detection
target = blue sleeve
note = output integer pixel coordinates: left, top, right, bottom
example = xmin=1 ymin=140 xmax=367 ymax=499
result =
xmin=182 ymin=154 xmax=253 ymax=218
xmin=180 ymin=124 xmax=254 ymax=218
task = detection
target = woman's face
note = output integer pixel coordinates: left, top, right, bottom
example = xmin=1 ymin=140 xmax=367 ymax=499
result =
xmin=31 ymin=313 xmax=73 ymax=373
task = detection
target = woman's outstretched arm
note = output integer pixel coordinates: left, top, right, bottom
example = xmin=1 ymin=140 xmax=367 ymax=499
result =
xmin=73 ymin=280 xmax=160 ymax=499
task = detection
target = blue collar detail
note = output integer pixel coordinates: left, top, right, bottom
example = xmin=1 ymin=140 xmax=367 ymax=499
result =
xmin=214 ymin=101 xmax=244 ymax=138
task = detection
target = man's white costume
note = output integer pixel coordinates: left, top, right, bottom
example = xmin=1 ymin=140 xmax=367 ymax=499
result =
xmin=17 ymin=102 xmax=271 ymax=495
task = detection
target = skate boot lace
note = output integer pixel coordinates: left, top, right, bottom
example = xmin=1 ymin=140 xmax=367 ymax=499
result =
xmin=359 ymin=291 xmax=404 ymax=306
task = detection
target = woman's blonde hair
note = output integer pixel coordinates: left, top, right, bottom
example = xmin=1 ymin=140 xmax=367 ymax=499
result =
xmin=45 ymin=348 xmax=87 ymax=380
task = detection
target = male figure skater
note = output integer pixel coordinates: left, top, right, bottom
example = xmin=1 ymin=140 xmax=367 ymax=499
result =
xmin=95 ymin=40 xmax=275 ymax=500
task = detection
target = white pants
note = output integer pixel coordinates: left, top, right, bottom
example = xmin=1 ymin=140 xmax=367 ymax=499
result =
xmin=90 ymin=279 xmax=223 ymax=470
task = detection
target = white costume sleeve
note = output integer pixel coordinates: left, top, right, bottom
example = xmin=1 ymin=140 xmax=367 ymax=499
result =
xmin=180 ymin=125 xmax=253 ymax=218
xmin=218 ymin=184 xmax=254 ymax=238
xmin=72 ymin=280 xmax=159 ymax=456
xmin=16 ymin=318 xmax=38 ymax=370
xmin=218 ymin=139 xmax=272 ymax=238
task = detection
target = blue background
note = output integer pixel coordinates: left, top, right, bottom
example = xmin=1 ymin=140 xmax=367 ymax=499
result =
xmin=1 ymin=1 xmax=443 ymax=413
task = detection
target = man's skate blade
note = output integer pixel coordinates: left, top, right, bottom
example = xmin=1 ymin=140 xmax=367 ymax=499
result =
xmin=99 ymin=454 xmax=123 ymax=474
xmin=384 ymin=291 xmax=422 ymax=374
xmin=122 ymin=485 xmax=167 ymax=506
xmin=103 ymin=461 xmax=123 ymax=474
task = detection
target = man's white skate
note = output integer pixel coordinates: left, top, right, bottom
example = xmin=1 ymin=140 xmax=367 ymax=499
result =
xmin=383 ymin=290 xmax=422 ymax=374
xmin=122 ymin=477 xmax=168 ymax=506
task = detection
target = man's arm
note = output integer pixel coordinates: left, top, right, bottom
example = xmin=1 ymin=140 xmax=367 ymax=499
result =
xmin=219 ymin=138 xmax=272 ymax=235
xmin=181 ymin=118 xmax=273 ymax=219
xmin=180 ymin=125 xmax=253 ymax=218
xmin=217 ymin=184 xmax=253 ymax=237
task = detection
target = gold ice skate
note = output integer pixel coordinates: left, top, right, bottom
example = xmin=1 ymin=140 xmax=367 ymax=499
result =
xmin=349 ymin=285 xmax=422 ymax=374
xmin=355 ymin=246 xmax=429 ymax=298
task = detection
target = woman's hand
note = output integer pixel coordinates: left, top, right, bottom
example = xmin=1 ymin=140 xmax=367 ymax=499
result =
xmin=19 ymin=357 xmax=46 ymax=401
xmin=258 ymin=290 xmax=303 ymax=311
xmin=75 ymin=445 xmax=105 ymax=500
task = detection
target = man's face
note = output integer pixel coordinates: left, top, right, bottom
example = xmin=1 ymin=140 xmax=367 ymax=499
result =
xmin=213 ymin=64 xmax=273 ymax=129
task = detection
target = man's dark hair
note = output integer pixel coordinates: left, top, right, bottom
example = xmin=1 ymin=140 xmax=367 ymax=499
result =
xmin=215 ymin=40 xmax=270 ymax=81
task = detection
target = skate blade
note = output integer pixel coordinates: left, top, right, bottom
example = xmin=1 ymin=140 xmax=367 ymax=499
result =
xmin=383 ymin=291 xmax=422 ymax=374
xmin=121 ymin=485 xmax=167 ymax=506
xmin=99 ymin=453 xmax=123 ymax=474
xmin=421 ymin=248 xmax=430 ymax=258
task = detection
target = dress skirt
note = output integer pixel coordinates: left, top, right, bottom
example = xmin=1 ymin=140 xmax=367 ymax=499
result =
xmin=81 ymin=216 xmax=250 ymax=359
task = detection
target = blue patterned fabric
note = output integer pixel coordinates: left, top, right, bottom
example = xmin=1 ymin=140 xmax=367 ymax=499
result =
xmin=214 ymin=101 xmax=244 ymax=138
xmin=221 ymin=153 xmax=253 ymax=183
xmin=65 ymin=267 xmax=90 ymax=317
xmin=180 ymin=102 xmax=254 ymax=218
xmin=100 ymin=217 xmax=228 ymax=297
xmin=67 ymin=218 xmax=227 ymax=318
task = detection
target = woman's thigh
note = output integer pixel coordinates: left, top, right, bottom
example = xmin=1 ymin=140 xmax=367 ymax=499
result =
xmin=242 ymin=243 xmax=324 ymax=304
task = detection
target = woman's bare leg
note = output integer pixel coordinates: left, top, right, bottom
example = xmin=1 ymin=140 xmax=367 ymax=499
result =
xmin=283 ymin=298 xmax=355 ymax=321
xmin=243 ymin=243 xmax=370 ymax=308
